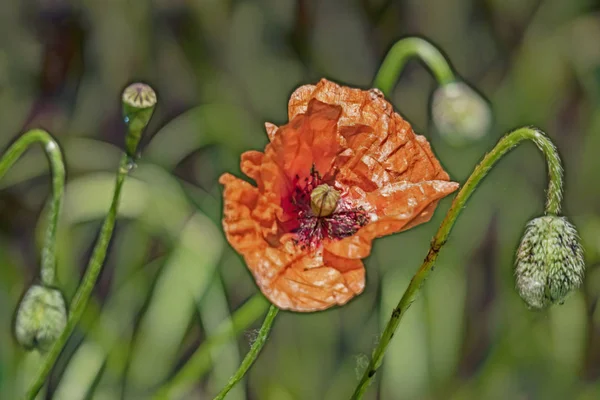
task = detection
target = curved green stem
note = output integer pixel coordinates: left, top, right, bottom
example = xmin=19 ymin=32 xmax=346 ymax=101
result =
xmin=213 ymin=305 xmax=279 ymax=400
xmin=0 ymin=129 xmax=65 ymax=287
xmin=153 ymin=294 xmax=270 ymax=399
xmin=373 ymin=37 xmax=456 ymax=96
xmin=24 ymin=155 xmax=135 ymax=400
xmin=350 ymin=127 xmax=563 ymax=399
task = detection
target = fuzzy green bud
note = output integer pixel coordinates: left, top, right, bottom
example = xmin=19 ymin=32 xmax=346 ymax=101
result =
xmin=515 ymin=216 xmax=585 ymax=309
xmin=431 ymin=81 xmax=492 ymax=146
xmin=122 ymin=82 xmax=157 ymax=156
xmin=14 ymin=285 xmax=67 ymax=352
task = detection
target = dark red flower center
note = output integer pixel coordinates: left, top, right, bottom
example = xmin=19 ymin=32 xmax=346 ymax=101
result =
xmin=282 ymin=168 xmax=369 ymax=249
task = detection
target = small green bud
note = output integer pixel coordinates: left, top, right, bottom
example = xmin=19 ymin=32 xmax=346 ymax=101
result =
xmin=122 ymin=82 xmax=157 ymax=156
xmin=515 ymin=216 xmax=585 ymax=309
xmin=431 ymin=81 xmax=492 ymax=146
xmin=14 ymin=285 xmax=67 ymax=352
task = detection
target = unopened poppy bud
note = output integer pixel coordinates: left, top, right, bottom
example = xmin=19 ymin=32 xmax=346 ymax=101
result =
xmin=431 ymin=81 xmax=492 ymax=146
xmin=14 ymin=285 xmax=67 ymax=352
xmin=122 ymin=82 xmax=157 ymax=156
xmin=515 ymin=216 xmax=585 ymax=309
xmin=310 ymin=184 xmax=340 ymax=217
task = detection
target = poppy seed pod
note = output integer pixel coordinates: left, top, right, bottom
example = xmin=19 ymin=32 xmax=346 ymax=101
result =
xmin=431 ymin=81 xmax=492 ymax=146
xmin=14 ymin=285 xmax=67 ymax=352
xmin=122 ymin=82 xmax=157 ymax=156
xmin=515 ymin=216 xmax=585 ymax=309
xmin=310 ymin=184 xmax=340 ymax=217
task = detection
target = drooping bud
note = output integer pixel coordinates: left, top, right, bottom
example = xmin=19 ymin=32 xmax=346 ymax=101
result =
xmin=122 ymin=82 xmax=157 ymax=156
xmin=515 ymin=216 xmax=585 ymax=309
xmin=310 ymin=184 xmax=340 ymax=217
xmin=431 ymin=81 xmax=492 ymax=146
xmin=14 ymin=285 xmax=67 ymax=352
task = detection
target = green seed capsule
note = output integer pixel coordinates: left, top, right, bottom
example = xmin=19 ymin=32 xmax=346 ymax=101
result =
xmin=310 ymin=184 xmax=340 ymax=217
xmin=122 ymin=82 xmax=157 ymax=156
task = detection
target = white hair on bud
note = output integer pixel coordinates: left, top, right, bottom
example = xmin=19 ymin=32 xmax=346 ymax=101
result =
xmin=515 ymin=216 xmax=585 ymax=309
xmin=15 ymin=285 xmax=67 ymax=352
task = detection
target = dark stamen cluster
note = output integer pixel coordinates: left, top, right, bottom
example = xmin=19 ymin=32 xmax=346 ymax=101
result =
xmin=285 ymin=168 xmax=369 ymax=249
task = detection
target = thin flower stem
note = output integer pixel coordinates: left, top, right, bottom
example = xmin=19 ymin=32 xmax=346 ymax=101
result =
xmin=350 ymin=126 xmax=563 ymax=399
xmin=153 ymin=294 xmax=270 ymax=399
xmin=24 ymin=155 xmax=135 ymax=400
xmin=0 ymin=129 xmax=65 ymax=287
xmin=373 ymin=37 xmax=456 ymax=96
xmin=213 ymin=305 xmax=279 ymax=400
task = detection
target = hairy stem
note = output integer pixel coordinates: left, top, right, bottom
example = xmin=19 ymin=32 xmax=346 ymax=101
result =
xmin=153 ymin=294 xmax=270 ymax=399
xmin=351 ymin=126 xmax=563 ymax=399
xmin=0 ymin=129 xmax=65 ymax=287
xmin=24 ymin=155 xmax=135 ymax=400
xmin=213 ymin=305 xmax=279 ymax=400
xmin=373 ymin=37 xmax=456 ymax=96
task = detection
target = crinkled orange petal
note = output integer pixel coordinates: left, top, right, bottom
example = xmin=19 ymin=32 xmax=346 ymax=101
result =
xmin=325 ymin=180 xmax=459 ymax=259
xmin=219 ymin=173 xmax=263 ymax=254
xmin=290 ymin=79 xmax=450 ymax=189
xmin=220 ymin=173 xmax=365 ymax=311
xmin=221 ymin=78 xmax=459 ymax=312
xmin=266 ymin=99 xmax=342 ymax=184
xmin=264 ymin=122 xmax=278 ymax=142
xmin=265 ymin=244 xmax=365 ymax=311
xmin=240 ymin=151 xmax=263 ymax=183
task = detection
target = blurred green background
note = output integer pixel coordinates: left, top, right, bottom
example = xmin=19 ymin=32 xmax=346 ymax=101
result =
xmin=1 ymin=0 xmax=600 ymax=399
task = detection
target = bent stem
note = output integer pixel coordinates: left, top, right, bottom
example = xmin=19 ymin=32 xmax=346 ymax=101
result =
xmin=373 ymin=37 xmax=456 ymax=96
xmin=24 ymin=155 xmax=135 ymax=400
xmin=153 ymin=294 xmax=271 ymax=399
xmin=213 ymin=305 xmax=279 ymax=400
xmin=351 ymin=126 xmax=563 ymax=399
xmin=0 ymin=129 xmax=65 ymax=286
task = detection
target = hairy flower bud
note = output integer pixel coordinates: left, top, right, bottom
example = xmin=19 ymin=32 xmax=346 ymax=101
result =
xmin=515 ymin=216 xmax=585 ymax=309
xmin=431 ymin=81 xmax=492 ymax=146
xmin=122 ymin=82 xmax=157 ymax=156
xmin=14 ymin=285 xmax=67 ymax=352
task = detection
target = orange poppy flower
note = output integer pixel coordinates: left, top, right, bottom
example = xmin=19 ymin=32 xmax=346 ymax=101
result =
xmin=220 ymin=79 xmax=459 ymax=312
